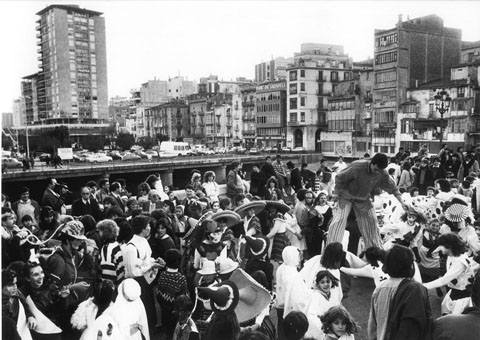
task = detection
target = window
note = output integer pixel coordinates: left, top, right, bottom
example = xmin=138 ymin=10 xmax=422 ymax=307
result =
xmin=375 ymin=70 xmax=397 ymax=83
xmin=300 ymin=69 xmax=305 ymax=77
xmin=429 ymin=103 xmax=435 ymax=115
xmin=300 ymin=112 xmax=305 ymax=122
xmin=331 ymin=72 xmax=338 ymax=81
xmin=321 ymin=141 xmax=335 ymax=153
xmin=290 ymin=112 xmax=298 ymax=122
xmin=300 ymin=97 xmax=306 ymax=107
xmin=289 ymin=84 xmax=297 ymax=95
xmin=457 ymin=87 xmax=465 ymax=98
xmin=375 ymin=52 xmax=398 ymax=65
xmin=375 ymin=33 xmax=398 ymax=47
xmin=290 ymin=98 xmax=297 ymax=110
xmin=289 ymin=70 xmax=297 ymax=81
xmin=300 ymin=83 xmax=305 ymax=91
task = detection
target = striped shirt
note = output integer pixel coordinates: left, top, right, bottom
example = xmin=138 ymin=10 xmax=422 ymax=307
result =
xmin=100 ymin=241 xmax=125 ymax=285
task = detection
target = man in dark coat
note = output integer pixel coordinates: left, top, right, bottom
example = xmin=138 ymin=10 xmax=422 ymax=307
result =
xmin=287 ymin=161 xmax=303 ymax=192
xmin=41 ymin=178 xmax=65 ymax=213
xmin=71 ymin=186 xmax=103 ymax=221
xmin=260 ymin=156 xmax=276 ymax=180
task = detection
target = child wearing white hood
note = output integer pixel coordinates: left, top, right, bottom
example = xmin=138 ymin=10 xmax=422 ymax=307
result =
xmin=275 ymin=246 xmax=310 ymax=339
xmin=112 ymin=278 xmax=150 ymax=340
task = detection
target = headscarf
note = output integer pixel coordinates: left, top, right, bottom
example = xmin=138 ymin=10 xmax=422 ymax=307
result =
xmin=276 ymin=246 xmax=310 ymax=317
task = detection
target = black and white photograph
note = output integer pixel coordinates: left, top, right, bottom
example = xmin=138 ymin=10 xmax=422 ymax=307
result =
xmin=2 ymin=1 xmax=480 ymax=339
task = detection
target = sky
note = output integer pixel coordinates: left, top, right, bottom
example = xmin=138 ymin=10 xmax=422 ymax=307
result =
xmin=1 ymin=0 xmax=480 ymax=114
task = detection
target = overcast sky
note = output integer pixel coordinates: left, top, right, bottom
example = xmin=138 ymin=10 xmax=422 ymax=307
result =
xmin=1 ymin=0 xmax=480 ymax=113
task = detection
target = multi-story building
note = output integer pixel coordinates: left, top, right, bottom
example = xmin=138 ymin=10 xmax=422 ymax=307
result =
xmin=231 ymin=92 xmax=243 ymax=147
xmin=145 ymin=100 xmax=189 ymax=141
xmin=255 ymin=57 xmax=294 ymax=83
xmin=187 ymin=93 xmax=233 ymax=148
xmin=322 ymin=61 xmax=374 ymax=158
xmin=240 ymin=84 xmax=257 ymax=149
xmin=2 ymin=113 xmax=13 ymax=128
xmin=34 ymin=4 xmax=108 ymax=121
xmin=20 ymin=73 xmax=39 ymax=125
xmin=140 ymin=76 xmax=197 ymax=105
xmin=461 ymin=41 xmax=480 ymax=64
xmin=198 ymin=75 xmax=251 ymax=95
xmin=399 ymin=60 xmax=480 ymax=151
xmin=373 ymin=14 xmax=462 ymax=155
xmin=286 ymin=45 xmax=353 ymax=151
xmin=255 ymin=80 xmax=287 ymax=149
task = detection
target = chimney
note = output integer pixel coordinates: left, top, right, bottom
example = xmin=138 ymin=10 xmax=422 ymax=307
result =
xmin=398 ymin=14 xmax=403 ymax=28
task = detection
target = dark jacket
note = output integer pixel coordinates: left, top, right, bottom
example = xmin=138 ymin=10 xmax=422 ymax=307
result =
xmin=260 ymin=162 xmax=276 ymax=180
xmin=290 ymin=168 xmax=303 ymax=192
xmin=250 ymin=171 xmax=267 ymax=198
xmin=41 ymin=189 xmax=65 ymax=213
xmin=385 ymin=278 xmax=433 ymax=340
xmin=71 ymin=198 xmax=102 ymax=221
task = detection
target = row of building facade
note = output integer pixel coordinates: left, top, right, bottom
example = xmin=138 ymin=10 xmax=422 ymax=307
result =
xmin=5 ymin=5 xmax=480 ymax=157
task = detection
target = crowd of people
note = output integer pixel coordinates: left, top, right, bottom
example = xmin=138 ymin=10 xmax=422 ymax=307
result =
xmin=2 ymin=145 xmax=480 ymax=340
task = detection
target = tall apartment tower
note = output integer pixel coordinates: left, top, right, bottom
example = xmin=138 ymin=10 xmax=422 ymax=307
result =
xmin=373 ymin=14 xmax=461 ymax=154
xmin=35 ymin=4 xmax=108 ymax=121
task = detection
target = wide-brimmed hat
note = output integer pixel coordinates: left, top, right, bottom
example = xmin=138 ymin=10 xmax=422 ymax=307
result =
xmin=197 ymin=280 xmax=239 ymax=316
xmin=197 ymin=268 xmax=271 ymax=322
xmin=203 ymin=219 xmax=222 ymax=233
xmin=211 ymin=210 xmax=241 ymax=228
xmin=444 ymin=204 xmax=471 ymax=222
xmin=61 ymin=220 xmax=87 ymax=240
xmin=244 ymin=235 xmax=270 ymax=259
xmin=216 ymin=257 xmax=239 ymax=275
xmin=197 ymin=260 xmax=218 ymax=275
xmin=234 ymin=200 xmax=266 ymax=218
xmin=230 ymin=269 xmax=271 ymax=323
xmin=265 ymin=200 xmax=290 ymax=214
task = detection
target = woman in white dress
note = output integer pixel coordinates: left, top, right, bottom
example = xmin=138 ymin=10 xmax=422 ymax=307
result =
xmin=424 ymin=233 xmax=478 ymax=314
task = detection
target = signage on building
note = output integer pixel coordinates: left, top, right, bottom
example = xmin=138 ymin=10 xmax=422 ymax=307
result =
xmin=256 ymin=81 xmax=287 ymax=92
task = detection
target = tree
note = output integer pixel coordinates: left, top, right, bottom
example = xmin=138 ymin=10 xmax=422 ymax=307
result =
xmin=156 ymin=133 xmax=169 ymax=143
xmin=116 ymin=132 xmax=135 ymax=151
xmin=82 ymin=135 xmax=106 ymax=152
xmin=138 ymin=136 xmax=155 ymax=150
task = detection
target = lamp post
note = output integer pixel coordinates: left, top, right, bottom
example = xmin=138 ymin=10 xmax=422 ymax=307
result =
xmin=434 ymin=88 xmax=451 ymax=145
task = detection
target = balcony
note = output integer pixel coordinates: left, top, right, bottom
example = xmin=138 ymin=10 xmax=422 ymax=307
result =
xmin=226 ymin=122 xmax=233 ymax=128
xmin=243 ymin=130 xmax=256 ymax=136
xmin=191 ymin=111 xmax=196 ymax=117
xmin=363 ymin=111 xmax=372 ymax=119
xmin=317 ymin=76 xmax=327 ymax=82
xmin=198 ymin=111 xmax=204 ymax=116
xmin=242 ymin=115 xmax=255 ymax=121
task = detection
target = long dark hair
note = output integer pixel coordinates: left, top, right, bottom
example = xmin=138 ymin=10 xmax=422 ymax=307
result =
xmin=205 ymin=313 xmax=240 ymax=340
xmin=321 ymin=242 xmax=345 ymax=269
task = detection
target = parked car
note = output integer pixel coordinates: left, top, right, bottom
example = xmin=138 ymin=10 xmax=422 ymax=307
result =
xmin=108 ymin=150 xmax=124 ymax=160
xmin=248 ymin=147 xmax=260 ymax=154
xmin=85 ymin=154 xmax=113 ymax=163
xmin=135 ymin=150 xmax=152 ymax=160
xmin=122 ymin=153 xmax=141 ymax=162
xmin=158 ymin=151 xmax=176 ymax=159
xmin=39 ymin=153 xmax=51 ymax=162
xmin=145 ymin=150 xmax=160 ymax=158
xmin=281 ymin=146 xmax=292 ymax=153
xmin=2 ymin=157 xmax=22 ymax=168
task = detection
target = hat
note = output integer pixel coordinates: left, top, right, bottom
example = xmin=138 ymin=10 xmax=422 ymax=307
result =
xmin=197 ymin=260 xmax=217 ymax=275
xmin=61 ymin=220 xmax=87 ymax=240
xmin=229 ymin=269 xmax=271 ymax=323
xmin=284 ymin=311 xmax=309 ymax=338
xmin=444 ymin=204 xmax=471 ymax=222
xmin=59 ymin=182 xmax=69 ymax=189
xmin=121 ymin=278 xmax=141 ymax=302
xmin=216 ymin=258 xmax=239 ymax=275
xmin=197 ymin=280 xmax=239 ymax=316
xmin=265 ymin=200 xmax=290 ymax=214
xmin=198 ymin=268 xmax=271 ymax=322
xmin=234 ymin=200 xmax=267 ymax=218
xmin=203 ymin=219 xmax=221 ymax=233
xmin=244 ymin=235 xmax=270 ymax=259
xmin=211 ymin=211 xmax=241 ymax=228
xmin=426 ymin=186 xmax=436 ymax=192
